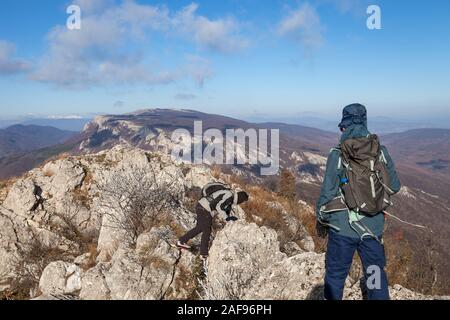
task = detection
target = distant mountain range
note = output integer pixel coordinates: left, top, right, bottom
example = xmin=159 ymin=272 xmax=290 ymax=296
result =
xmin=245 ymin=114 xmax=450 ymax=134
xmin=0 ymin=125 xmax=76 ymax=157
xmin=3 ymin=112 xmax=450 ymax=134
xmin=0 ymin=117 xmax=92 ymax=132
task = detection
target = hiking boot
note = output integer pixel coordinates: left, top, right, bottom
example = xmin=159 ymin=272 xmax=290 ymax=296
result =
xmin=176 ymin=241 xmax=192 ymax=250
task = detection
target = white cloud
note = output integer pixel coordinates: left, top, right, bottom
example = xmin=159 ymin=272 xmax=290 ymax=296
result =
xmin=317 ymin=0 xmax=369 ymax=15
xmin=31 ymin=1 xmax=246 ymax=88
xmin=73 ymin=0 xmax=112 ymax=13
xmin=0 ymin=40 xmax=30 ymax=75
xmin=184 ymin=55 xmax=213 ymax=87
xmin=173 ymin=3 xmax=249 ymax=53
xmin=277 ymin=3 xmax=324 ymax=51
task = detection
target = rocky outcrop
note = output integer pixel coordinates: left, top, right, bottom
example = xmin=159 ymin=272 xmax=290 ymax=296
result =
xmin=268 ymin=201 xmax=315 ymax=253
xmin=39 ymin=262 xmax=82 ymax=296
xmin=0 ymin=146 xmax=445 ymax=300
xmin=205 ymin=222 xmax=443 ymax=301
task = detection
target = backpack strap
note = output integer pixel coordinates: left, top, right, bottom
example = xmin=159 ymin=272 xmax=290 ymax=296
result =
xmin=330 ymin=147 xmax=343 ymax=170
xmin=379 ymin=149 xmax=388 ymax=164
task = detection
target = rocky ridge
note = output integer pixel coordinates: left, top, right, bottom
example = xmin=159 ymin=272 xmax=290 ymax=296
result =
xmin=0 ymin=146 xmax=445 ymax=300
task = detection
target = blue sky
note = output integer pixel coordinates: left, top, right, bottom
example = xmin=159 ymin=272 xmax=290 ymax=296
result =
xmin=0 ymin=0 xmax=449 ymax=120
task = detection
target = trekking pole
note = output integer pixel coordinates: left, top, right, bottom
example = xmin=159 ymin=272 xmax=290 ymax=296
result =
xmin=383 ymin=211 xmax=433 ymax=233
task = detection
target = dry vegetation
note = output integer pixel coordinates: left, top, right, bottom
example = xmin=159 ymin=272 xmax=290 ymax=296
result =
xmin=98 ymin=166 xmax=181 ymax=245
xmin=49 ymin=205 xmax=98 ymax=253
xmin=0 ymin=179 xmax=15 ymax=203
xmin=71 ymin=168 xmax=94 ymax=209
xmin=278 ymin=169 xmax=297 ymax=201
xmin=4 ymin=231 xmax=75 ymax=300
xmin=43 ymin=169 xmax=54 ymax=178
xmin=221 ymin=170 xmax=327 ymax=253
xmin=384 ymin=228 xmax=441 ymax=295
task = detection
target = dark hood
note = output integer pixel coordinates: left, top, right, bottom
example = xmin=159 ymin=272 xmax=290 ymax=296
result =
xmin=338 ymin=103 xmax=368 ymax=129
xmin=340 ymin=124 xmax=370 ymax=144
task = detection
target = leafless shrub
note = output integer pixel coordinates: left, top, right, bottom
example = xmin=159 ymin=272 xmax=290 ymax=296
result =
xmin=198 ymin=267 xmax=255 ymax=300
xmin=0 ymin=179 xmax=15 ymax=203
xmin=8 ymin=230 xmax=74 ymax=299
xmin=197 ymin=255 xmax=257 ymax=301
xmin=49 ymin=202 xmax=98 ymax=253
xmin=98 ymin=165 xmax=181 ymax=245
xmin=278 ymin=169 xmax=297 ymax=201
xmin=182 ymin=186 xmax=202 ymax=213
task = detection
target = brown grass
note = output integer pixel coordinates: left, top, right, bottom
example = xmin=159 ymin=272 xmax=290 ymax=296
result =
xmin=43 ymin=169 xmax=54 ymax=177
xmin=240 ymin=184 xmax=296 ymax=248
xmin=170 ymin=263 xmax=199 ymax=300
xmin=93 ymin=153 xmax=117 ymax=168
xmin=284 ymin=201 xmax=327 ymax=253
xmin=278 ymin=169 xmax=297 ymax=201
xmin=225 ymin=173 xmax=327 ymax=253
xmin=140 ymin=255 xmax=170 ymax=271
xmin=71 ymin=170 xmax=94 ymax=209
xmin=182 ymin=186 xmax=202 ymax=213
xmin=83 ymin=244 xmax=99 ymax=271
xmin=8 ymin=232 xmax=74 ymax=300
xmin=57 ymin=152 xmax=71 ymax=161
xmin=211 ymin=165 xmax=222 ymax=180
xmin=0 ymin=178 xmax=15 ymax=203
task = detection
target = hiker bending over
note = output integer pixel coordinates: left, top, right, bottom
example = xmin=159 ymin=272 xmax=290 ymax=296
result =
xmin=177 ymin=182 xmax=249 ymax=259
xmin=316 ymin=104 xmax=401 ymax=300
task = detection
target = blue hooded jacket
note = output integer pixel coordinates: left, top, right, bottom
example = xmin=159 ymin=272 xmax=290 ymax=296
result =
xmin=316 ymin=104 xmax=401 ymax=239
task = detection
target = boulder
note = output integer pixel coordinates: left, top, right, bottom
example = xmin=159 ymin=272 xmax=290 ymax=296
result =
xmin=39 ymin=261 xmax=82 ymax=296
xmin=79 ymin=263 xmax=111 ymax=300
xmin=3 ymin=179 xmax=40 ymax=215
xmin=204 ymin=222 xmax=285 ymax=299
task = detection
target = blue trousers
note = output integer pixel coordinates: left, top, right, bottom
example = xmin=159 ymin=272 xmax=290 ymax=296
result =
xmin=324 ymin=231 xmax=390 ymax=300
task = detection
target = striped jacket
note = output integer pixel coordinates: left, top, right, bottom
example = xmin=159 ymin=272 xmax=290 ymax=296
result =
xmin=198 ymin=189 xmax=238 ymax=218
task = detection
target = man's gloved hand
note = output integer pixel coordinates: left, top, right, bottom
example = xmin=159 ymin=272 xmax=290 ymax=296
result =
xmin=226 ymin=216 xmax=238 ymax=222
xmin=316 ymin=221 xmax=328 ymax=239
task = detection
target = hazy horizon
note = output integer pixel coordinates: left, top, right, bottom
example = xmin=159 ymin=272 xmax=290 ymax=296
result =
xmin=2 ymin=107 xmax=450 ymax=134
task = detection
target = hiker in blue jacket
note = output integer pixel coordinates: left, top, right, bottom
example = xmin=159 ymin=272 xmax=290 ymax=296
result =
xmin=316 ymin=103 xmax=401 ymax=300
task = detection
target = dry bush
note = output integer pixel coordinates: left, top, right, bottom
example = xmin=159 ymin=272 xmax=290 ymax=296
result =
xmin=140 ymin=255 xmax=171 ymax=271
xmin=49 ymin=203 xmax=98 ymax=254
xmin=278 ymin=169 xmax=297 ymax=201
xmin=71 ymin=169 xmax=94 ymax=209
xmin=385 ymin=234 xmax=412 ymax=287
xmin=241 ymin=186 xmax=294 ymax=248
xmin=199 ymin=266 xmax=256 ymax=300
xmin=98 ymin=166 xmax=181 ymax=245
xmin=83 ymin=244 xmax=99 ymax=271
xmin=183 ymin=186 xmax=202 ymax=213
xmin=43 ymin=169 xmax=54 ymax=177
xmin=215 ymin=173 xmax=326 ymax=253
xmin=262 ymin=175 xmax=278 ymax=193
xmin=166 ymin=215 xmax=190 ymax=239
xmin=93 ymin=153 xmax=117 ymax=168
xmin=383 ymin=227 xmax=440 ymax=295
xmin=171 ymin=263 xmax=198 ymax=300
xmin=71 ymin=189 xmax=92 ymax=209
xmin=211 ymin=165 xmax=222 ymax=179
xmin=56 ymin=152 xmax=71 ymax=161
xmin=0 ymin=179 xmax=15 ymax=203
xmin=8 ymin=231 xmax=74 ymax=299
xmin=281 ymin=200 xmax=327 ymax=253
